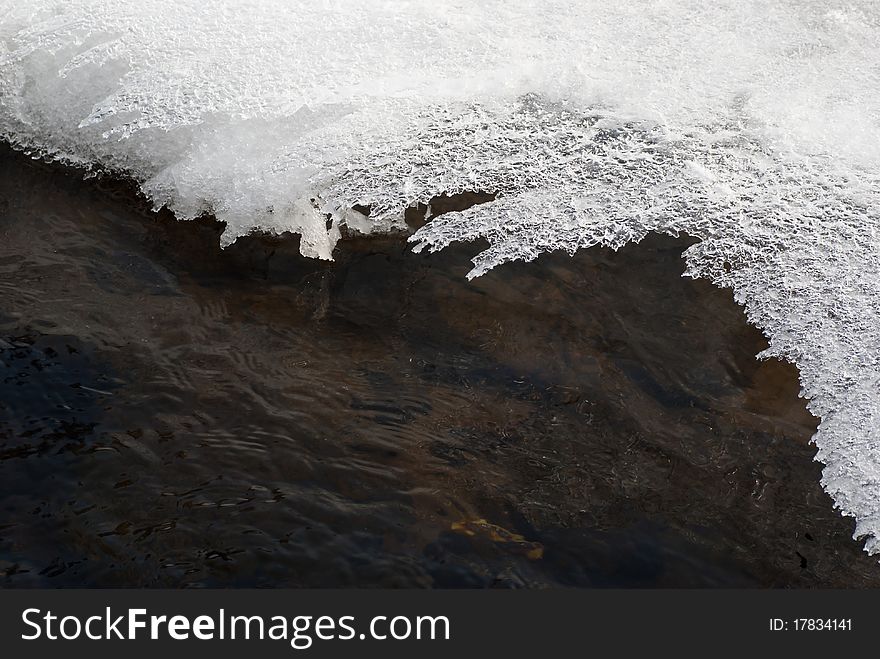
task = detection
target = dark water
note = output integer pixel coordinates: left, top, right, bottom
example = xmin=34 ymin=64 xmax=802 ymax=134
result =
xmin=1 ymin=146 xmax=878 ymax=588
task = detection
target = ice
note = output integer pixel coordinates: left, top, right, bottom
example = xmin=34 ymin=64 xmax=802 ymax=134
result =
xmin=2 ymin=1 xmax=880 ymax=553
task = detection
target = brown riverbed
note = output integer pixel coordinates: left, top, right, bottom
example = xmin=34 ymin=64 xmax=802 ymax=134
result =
xmin=0 ymin=145 xmax=877 ymax=587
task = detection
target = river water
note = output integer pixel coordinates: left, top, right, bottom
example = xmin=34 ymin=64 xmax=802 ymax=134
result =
xmin=1 ymin=146 xmax=877 ymax=587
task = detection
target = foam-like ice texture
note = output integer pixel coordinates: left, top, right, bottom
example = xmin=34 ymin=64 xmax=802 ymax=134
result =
xmin=2 ymin=1 xmax=880 ymax=551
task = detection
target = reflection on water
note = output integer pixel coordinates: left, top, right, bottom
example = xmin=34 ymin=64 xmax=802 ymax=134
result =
xmin=0 ymin=147 xmax=877 ymax=587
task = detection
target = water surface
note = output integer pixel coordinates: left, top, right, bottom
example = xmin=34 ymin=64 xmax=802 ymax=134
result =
xmin=1 ymin=147 xmax=877 ymax=587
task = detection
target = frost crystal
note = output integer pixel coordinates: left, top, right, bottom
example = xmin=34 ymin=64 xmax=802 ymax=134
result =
xmin=2 ymin=1 xmax=880 ymax=552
